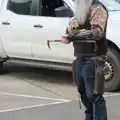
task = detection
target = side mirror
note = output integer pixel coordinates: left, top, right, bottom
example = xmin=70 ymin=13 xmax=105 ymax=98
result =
xmin=54 ymin=6 xmax=74 ymax=17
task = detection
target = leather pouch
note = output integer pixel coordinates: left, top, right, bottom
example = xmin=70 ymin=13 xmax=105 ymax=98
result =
xmin=94 ymin=66 xmax=105 ymax=95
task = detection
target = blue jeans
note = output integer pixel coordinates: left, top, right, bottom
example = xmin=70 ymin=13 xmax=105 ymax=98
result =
xmin=75 ymin=57 xmax=107 ymax=120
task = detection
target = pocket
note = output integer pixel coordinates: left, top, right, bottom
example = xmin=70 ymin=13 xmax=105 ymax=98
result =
xmin=83 ymin=61 xmax=95 ymax=77
xmin=95 ymin=60 xmax=105 ymax=68
xmin=85 ymin=59 xmax=94 ymax=64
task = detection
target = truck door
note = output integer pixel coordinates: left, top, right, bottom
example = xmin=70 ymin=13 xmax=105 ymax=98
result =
xmin=0 ymin=0 xmax=3 ymax=11
xmin=31 ymin=0 xmax=75 ymax=63
xmin=0 ymin=0 xmax=40 ymax=59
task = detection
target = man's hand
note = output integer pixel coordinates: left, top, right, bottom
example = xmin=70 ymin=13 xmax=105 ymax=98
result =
xmin=60 ymin=36 xmax=71 ymax=44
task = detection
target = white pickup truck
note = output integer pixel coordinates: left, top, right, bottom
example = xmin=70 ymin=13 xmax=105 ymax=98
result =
xmin=0 ymin=0 xmax=120 ymax=91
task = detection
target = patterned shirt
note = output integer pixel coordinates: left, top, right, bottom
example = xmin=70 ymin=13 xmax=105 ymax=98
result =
xmin=67 ymin=4 xmax=108 ymax=41
xmin=90 ymin=4 xmax=108 ymax=40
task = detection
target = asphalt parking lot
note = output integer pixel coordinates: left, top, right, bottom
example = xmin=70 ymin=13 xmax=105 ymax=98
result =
xmin=0 ymin=62 xmax=120 ymax=120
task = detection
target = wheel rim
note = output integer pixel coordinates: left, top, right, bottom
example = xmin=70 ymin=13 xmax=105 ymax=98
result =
xmin=103 ymin=60 xmax=114 ymax=82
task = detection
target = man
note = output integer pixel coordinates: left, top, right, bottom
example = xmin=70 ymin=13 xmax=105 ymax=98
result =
xmin=61 ymin=0 xmax=108 ymax=120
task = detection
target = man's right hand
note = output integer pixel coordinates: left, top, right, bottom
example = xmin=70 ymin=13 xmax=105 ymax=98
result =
xmin=60 ymin=36 xmax=71 ymax=44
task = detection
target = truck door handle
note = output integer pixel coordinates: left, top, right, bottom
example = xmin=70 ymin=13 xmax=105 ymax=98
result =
xmin=34 ymin=24 xmax=43 ymax=28
xmin=2 ymin=21 xmax=10 ymax=25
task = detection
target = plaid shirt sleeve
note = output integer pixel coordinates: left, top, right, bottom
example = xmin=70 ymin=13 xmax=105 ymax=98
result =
xmin=90 ymin=4 xmax=108 ymax=40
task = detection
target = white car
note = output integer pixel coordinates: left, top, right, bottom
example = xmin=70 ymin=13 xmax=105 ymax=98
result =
xmin=0 ymin=0 xmax=120 ymax=91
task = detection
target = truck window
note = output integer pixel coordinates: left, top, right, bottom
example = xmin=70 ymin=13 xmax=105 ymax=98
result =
xmin=7 ymin=0 xmax=40 ymax=16
xmin=40 ymin=0 xmax=67 ymax=17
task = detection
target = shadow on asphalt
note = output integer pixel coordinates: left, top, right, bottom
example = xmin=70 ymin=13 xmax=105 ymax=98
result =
xmin=1 ymin=63 xmax=73 ymax=85
xmin=2 ymin=63 xmax=120 ymax=92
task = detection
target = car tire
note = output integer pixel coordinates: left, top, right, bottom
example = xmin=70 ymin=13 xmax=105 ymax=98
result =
xmin=104 ymin=47 xmax=120 ymax=92
xmin=0 ymin=62 xmax=3 ymax=72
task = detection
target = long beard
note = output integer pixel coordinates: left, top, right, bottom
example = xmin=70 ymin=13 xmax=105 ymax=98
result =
xmin=75 ymin=0 xmax=93 ymax=25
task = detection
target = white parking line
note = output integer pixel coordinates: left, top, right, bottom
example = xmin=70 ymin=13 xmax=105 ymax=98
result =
xmin=104 ymin=93 xmax=120 ymax=98
xmin=0 ymin=92 xmax=70 ymax=102
xmin=0 ymin=92 xmax=120 ymax=113
xmin=0 ymin=101 xmax=67 ymax=113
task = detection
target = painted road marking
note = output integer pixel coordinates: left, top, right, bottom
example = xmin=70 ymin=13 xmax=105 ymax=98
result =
xmin=104 ymin=93 xmax=120 ymax=98
xmin=0 ymin=92 xmax=120 ymax=113
xmin=0 ymin=92 xmax=70 ymax=102
xmin=0 ymin=101 xmax=66 ymax=113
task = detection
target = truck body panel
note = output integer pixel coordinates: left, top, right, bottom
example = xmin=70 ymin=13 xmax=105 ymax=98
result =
xmin=0 ymin=0 xmax=120 ymax=63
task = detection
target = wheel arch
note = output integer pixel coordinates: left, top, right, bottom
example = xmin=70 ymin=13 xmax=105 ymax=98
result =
xmin=104 ymin=39 xmax=120 ymax=91
xmin=107 ymin=39 xmax=120 ymax=53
